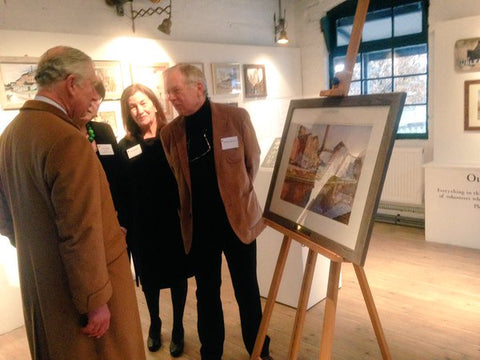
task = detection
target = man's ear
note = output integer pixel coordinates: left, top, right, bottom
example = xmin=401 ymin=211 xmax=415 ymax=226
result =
xmin=64 ymin=74 xmax=77 ymax=96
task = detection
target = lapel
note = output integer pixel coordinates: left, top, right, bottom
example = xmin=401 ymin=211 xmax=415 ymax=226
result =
xmin=172 ymin=116 xmax=191 ymax=190
xmin=210 ymin=102 xmax=229 ymax=162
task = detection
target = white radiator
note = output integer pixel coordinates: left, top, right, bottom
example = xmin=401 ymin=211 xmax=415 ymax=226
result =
xmin=376 ymin=147 xmax=425 ymax=227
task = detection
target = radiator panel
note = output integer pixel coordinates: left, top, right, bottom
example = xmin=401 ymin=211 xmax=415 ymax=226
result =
xmin=380 ymin=147 xmax=424 ymax=206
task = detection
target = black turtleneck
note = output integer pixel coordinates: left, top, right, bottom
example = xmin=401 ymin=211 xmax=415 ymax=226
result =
xmin=185 ymin=99 xmax=229 ymax=233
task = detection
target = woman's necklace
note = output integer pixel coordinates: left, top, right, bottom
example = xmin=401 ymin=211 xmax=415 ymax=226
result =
xmin=86 ymin=122 xmax=96 ymax=143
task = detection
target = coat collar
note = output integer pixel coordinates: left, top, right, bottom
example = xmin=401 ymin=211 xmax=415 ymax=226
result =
xmin=21 ymin=100 xmax=77 ymax=129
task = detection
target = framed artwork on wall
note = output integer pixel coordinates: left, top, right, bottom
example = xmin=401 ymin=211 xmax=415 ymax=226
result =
xmin=243 ymin=64 xmax=267 ymax=98
xmin=96 ymin=99 xmax=124 ymax=139
xmin=93 ymin=60 xmax=124 ymax=100
xmin=455 ymin=38 xmax=480 ymax=72
xmin=464 ymin=79 xmax=480 ymax=130
xmin=211 ymin=62 xmax=241 ymax=95
xmin=0 ymin=57 xmax=38 ymax=110
xmin=130 ymin=62 xmax=172 ymax=119
xmin=263 ymin=93 xmax=406 ymax=265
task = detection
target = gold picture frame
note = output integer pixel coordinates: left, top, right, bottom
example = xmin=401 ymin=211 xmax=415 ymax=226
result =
xmin=464 ymin=79 xmax=480 ymax=130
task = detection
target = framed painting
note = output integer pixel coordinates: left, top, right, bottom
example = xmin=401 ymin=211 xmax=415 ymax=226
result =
xmin=0 ymin=57 xmax=38 ymax=110
xmin=93 ymin=60 xmax=123 ymax=100
xmin=96 ymin=100 xmax=124 ymax=139
xmin=464 ymin=80 xmax=480 ymax=130
xmin=211 ymin=63 xmax=241 ymax=95
xmin=244 ymin=64 xmax=267 ymax=98
xmin=130 ymin=62 xmax=172 ymax=119
xmin=263 ymin=93 xmax=406 ymax=265
xmin=455 ymin=38 xmax=480 ymax=72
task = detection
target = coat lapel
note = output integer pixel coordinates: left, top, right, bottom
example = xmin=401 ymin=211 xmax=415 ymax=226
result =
xmin=172 ymin=117 xmax=191 ymax=190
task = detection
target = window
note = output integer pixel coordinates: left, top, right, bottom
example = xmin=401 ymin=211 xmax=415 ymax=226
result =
xmin=322 ymin=0 xmax=429 ymax=139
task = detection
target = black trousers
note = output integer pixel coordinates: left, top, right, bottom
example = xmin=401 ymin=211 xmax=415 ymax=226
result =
xmin=191 ymin=223 xmax=270 ymax=360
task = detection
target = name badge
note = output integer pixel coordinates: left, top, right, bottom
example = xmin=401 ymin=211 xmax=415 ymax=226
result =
xmin=221 ymin=136 xmax=239 ymax=150
xmin=126 ymin=144 xmax=142 ymax=159
xmin=97 ymin=144 xmax=114 ymax=156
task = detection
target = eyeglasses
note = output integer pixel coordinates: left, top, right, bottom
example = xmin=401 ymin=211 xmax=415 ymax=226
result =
xmin=188 ymin=130 xmax=211 ymax=163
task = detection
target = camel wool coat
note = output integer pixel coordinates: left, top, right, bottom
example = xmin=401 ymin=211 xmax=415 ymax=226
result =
xmin=0 ymin=101 xmax=145 ymax=360
xmin=160 ymin=101 xmax=266 ymax=253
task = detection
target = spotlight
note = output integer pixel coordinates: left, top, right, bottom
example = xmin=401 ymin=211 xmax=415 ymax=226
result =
xmin=274 ymin=0 xmax=288 ymax=44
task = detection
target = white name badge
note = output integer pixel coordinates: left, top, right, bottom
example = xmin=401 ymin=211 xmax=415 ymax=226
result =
xmin=126 ymin=144 xmax=142 ymax=159
xmin=221 ymin=136 xmax=239 ymax=150
xmin=97 ymin=144 xmax=114 ymax=156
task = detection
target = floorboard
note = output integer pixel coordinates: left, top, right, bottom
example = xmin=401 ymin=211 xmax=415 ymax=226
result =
xmin=1 ymin=222 xmax=479 ymax=359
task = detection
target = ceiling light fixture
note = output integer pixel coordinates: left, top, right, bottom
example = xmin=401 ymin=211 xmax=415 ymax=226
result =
xmin=274 ymin=0 xmax=288 ymax=45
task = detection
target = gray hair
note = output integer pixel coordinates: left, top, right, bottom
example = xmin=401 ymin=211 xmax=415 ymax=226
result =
xmin=35 ymin=46 xmax=93 ymax=89
xmin=164 ymin=63 xmax=208 ymax=96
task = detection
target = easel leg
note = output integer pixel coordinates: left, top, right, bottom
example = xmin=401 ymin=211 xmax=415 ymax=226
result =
xmin=353 ymin=264 xmax=392 ymax=360
xmin=250 ymin=235 xmax=292 ymax=360
xmin=288 ymin=249 xmax=318 ymax=360
xmin=319 ymin=260 xmax=342 ymax=360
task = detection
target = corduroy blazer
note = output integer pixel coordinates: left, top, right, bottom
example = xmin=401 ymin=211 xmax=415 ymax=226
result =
xmin=160 ymin=101 xmax=265 ymax=253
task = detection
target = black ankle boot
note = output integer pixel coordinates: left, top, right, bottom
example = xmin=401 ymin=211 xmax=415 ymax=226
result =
xmin=147 ymin=318 xmax=162 ymax=352
xmin=170 ymin=326 xmax=184 ymax=357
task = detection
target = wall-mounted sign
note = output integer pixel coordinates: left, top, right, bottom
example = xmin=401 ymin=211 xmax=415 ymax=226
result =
xmin=455 ymin=38 xmax=480 ymax=72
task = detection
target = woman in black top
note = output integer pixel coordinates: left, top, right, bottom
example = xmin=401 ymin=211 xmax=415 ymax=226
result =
xmin=118 ymin=83 xmax=190 ymax=357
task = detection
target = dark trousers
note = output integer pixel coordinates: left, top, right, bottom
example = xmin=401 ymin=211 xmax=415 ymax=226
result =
xmin=191 ymin=224 xmax=270 ymax=360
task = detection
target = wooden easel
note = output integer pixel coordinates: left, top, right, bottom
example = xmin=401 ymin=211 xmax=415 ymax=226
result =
xmin=250 ymin=1 xmax=392 ymax=359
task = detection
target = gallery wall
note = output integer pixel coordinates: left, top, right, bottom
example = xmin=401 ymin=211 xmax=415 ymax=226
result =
xmin=431 ymin=15 xmax=480 ymax=164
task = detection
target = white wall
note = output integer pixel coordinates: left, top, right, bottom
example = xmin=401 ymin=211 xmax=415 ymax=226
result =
xmin=0 ymin=29 xmax=301 ymax=153
xmin=0 ymin=0 xmax=295 ymax=47
xmin=431 ymin=15 xmax=480 ymax=164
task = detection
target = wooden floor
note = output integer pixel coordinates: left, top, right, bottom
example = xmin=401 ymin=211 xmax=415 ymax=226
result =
xmin=1 ymin=222 xmax=479 ymax=360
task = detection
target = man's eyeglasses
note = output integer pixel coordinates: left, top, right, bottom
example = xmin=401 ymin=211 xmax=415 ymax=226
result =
xmin=188 ymin=131 xmax=211 ymax=163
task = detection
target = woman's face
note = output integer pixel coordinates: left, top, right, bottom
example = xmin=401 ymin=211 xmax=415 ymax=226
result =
xmin=127 ymin=90 xmax=157 ymax=132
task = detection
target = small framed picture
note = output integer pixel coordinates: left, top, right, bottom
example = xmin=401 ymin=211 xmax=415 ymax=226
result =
xmin=130 ymin=62 xmax=172 ymax=119
xmin=96 ymin=100 xmax=124 ymax=139
xmin=211 ymin=63 xmax=241 ymax=95
xmin=243 ymin=64 xmax=267 ymax=98
xmin=93 ymin=60 xmax=124 ymax=100
xmin=455 ymin=38 xmax=480 ymax=72
xmin=0 ymin=57 xmax=39 ymax=110
xmin=464 ymin=79 xmax=480 ymax=130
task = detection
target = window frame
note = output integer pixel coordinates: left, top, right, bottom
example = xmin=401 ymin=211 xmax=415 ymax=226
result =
xmin=321 ymin=0 xmax=430 ymax=139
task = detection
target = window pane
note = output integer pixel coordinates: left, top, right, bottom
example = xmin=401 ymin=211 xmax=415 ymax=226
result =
xmin=365 ymin=78 xmax=392 ymax=94
xmin=397 ymin=105 xmax=427 ymax=135
xmin=362 ymin=8 xmax=392 ymax=42
xmin=364 ymin=50 xmax=392 ymax=79
xmin=336 ymin=16 xmax=353 ymax=46
xmin=394 ymin=2 xmax=422 ymax=37
xmin=348 ymin=81 xmax=361 ymax=95
xmin=333 ymin=56 xmax=361 ymax=80
xmin=394 ymin=44 xmax=427 ymax=75
xmin=394 ymin=75 xmax=427 ymax=104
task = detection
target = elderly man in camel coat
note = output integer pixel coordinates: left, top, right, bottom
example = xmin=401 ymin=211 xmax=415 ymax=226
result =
xmin=0 ymin=46 xmax=145 ymax=360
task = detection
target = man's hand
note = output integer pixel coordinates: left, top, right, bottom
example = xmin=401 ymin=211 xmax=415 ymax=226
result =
xmin=81 ymin=303 xmax=111 ymax=338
